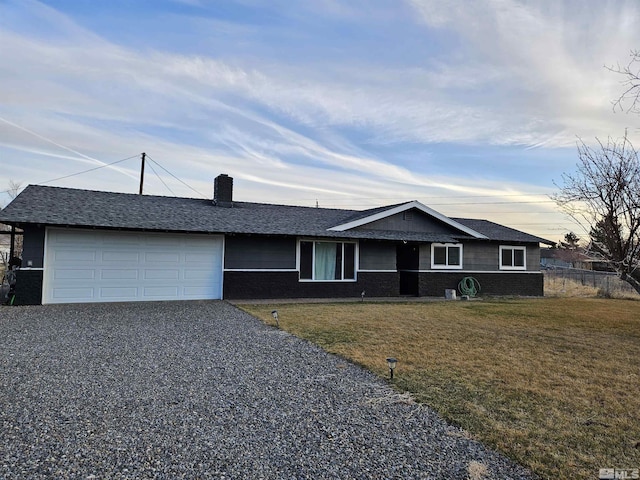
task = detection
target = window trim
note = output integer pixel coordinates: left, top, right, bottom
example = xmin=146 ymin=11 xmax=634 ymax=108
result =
xmin=499 ymin=245 xmax=527 ymax=270
xmin=430 ymin=243 xmax=463 ymax=270
xmin=297 ymin=239 xmax=358 ymax=282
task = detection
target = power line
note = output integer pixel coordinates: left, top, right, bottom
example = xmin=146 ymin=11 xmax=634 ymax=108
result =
xmin=145 ymin=159 xmax=176 ymax=196
xmin=145 ymin=155 xmax=207 ymax=198
xmin=315 ymin=202 xmax=557 ymax=210
xmin=297 ymin=193 xmax=553 ymax=202
xmin=35 ymin=154 xmax=140 ymax=186
xmin=427 ymin=200 xmax=555 ymax=205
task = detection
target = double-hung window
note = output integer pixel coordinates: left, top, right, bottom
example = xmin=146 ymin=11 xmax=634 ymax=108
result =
xmin=500 ymin=246 xmax=526 ymax=270
xmin=431 ymin=243 xmax=463 ymax=269
xmin=299 ymin=241 xmax=356 ymax=281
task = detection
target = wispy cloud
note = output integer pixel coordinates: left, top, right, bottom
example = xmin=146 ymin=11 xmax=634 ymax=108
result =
xmin=1 ymin=0 xmax=638 ymax=238
xmin=407 ymin=0 xmax=640 ymax=142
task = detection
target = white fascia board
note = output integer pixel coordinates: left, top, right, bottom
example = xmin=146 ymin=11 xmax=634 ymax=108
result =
xmin=327 ymin=200 xmax=488 ymax=239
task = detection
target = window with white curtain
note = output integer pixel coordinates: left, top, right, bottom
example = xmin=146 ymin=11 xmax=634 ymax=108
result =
xmin=299 ymin=240 xmax=356 ymax=281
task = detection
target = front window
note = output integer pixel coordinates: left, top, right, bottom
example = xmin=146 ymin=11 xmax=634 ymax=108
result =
xmin=431 ymin=243 xmax=463 ymax=269
xmin=299 ymin=241 xmax=356 ymax=281
xmin=500 ymin=246 xmax=526 ymax=270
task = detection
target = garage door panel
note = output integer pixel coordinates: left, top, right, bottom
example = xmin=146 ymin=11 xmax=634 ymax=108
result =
xmin=43 ymin=229 xmax=223 ymax=304
xmin=144 ymin=286 xmax=179 ymax=297
xmin=52 ymin=231 xmax=100 ymax=246
xmin=102 ymin=235 xmax=141 ymax=246
xmin=183 ymin=286 xmax=214 ymax=297
xmin=101 ymin=269 xmax=139 ymax=280
xmin=184 ymin=269 xmax=214 ymax=280
xmin=52 ymin=287 xmax=95 ymax=300
xmin=144 ymin=236 xmax=179 ymax=246
xmin=54 ymin=269 xmax=96 ymax=280
xmin=185 ymin=253 xmax=220 ymax=263
xmin=144 ymin=269 xmax=180 ymax=280
xmin=56 ymin=250 xmax=96 ymax=262
xmin=103 ymin=251 xmax=139 ymax=263
xmin=145 ymin=252 xmax=180 ymax=263
xmin=100 ymin=287 xmax=139 ymax=298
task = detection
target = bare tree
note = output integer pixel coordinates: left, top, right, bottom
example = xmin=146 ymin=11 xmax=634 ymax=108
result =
xmin=553 ymin=132 xmax=640 ymax=293
xmin=607 ymin=49 xmax=640 ymax=114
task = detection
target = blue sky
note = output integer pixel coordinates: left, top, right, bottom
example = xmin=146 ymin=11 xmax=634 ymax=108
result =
xmin=1 ymin=0 xmax=640 ymax=240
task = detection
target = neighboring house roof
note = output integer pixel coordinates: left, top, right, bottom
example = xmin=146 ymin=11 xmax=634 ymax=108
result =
xmin=540 ymin=248 xmax=597 ymax=262
xmin=0 ymin=185 xmax=552 ymax=244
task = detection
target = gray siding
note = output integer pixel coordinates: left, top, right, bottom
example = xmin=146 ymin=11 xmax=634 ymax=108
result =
xmin=23 ymin=225 xmax=45 ymax=268
xmin=359 ymin=241 xmax=396 ymax=270
xmin=463 ymin=243 xmax=499 ymax=270
xmin=357 ymin=209 xmax=456 ymax=234
xmin=225 ymin=235 xmax=296 ymax=269
xmin=420 ymin=242 xmax=541 ymax=271
xmin=419 ymin=244 xmax=431 ymax=270
xmin=527 ymin=245 xmax=540 ymax=271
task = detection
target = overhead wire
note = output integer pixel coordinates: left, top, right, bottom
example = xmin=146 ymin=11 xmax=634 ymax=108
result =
xmin=145 ymin=159 xmax=176 ymax=196
xmin=296 ymin=193 xmax=553 ymax=202
xmin=35 ymin=154 xmax=141 ymax=186
xmin=0 ymin=149 xmax=202 ymax=199
xmin=145 ymin=155 xmax=207 ymax=198
xmin=0 ymin=117 xmax=576 ymax=235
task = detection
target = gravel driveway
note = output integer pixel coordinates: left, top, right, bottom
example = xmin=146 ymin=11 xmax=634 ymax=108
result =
xmin=1 ymin=301 xmax=535 ymax=479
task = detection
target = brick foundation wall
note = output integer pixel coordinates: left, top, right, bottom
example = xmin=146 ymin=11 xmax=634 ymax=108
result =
xmin=419 ymin=272 xmax=544 ymax=297
xmin=223 ymin=271 xmax=400 ymax=299
xmin=12 ymin=268 xmax=542 ymax=304
xmin=13 ymin=269 xmax=43 ymax=305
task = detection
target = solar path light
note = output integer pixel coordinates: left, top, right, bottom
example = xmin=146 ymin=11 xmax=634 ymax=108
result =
xmin=386 ymin=357 xmax=397 ymax=379
xmin=271 ymin=310 xmax=279 ymax=327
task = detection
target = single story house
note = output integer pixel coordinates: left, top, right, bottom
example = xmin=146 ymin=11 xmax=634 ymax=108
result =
xmin=0 ymin=174 xmax=553 ymax=305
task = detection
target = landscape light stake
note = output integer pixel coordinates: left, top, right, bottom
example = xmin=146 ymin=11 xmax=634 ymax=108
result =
xmin=271 ymin=310 xmax=279 ymax=327
xmin=386 ymin=357 xmax=397 ymax=379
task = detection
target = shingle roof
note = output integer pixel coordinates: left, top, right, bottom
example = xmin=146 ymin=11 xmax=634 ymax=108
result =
xmin=453 ymin=218 xmax=552 ymax=245
xmin=0 ymin=185 xmax=551 ymax=244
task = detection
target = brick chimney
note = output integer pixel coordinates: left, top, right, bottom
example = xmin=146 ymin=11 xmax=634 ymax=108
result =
xmin=213 ymin=174 xmax=233 ymax=207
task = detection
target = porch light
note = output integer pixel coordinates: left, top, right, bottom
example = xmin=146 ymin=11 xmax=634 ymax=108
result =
xmin=386 ymin=357 xmax=397 ymax=379
xmin=271 ymin=310 xmax=279 ymax=327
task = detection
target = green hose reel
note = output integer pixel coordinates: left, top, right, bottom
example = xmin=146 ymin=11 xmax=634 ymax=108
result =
xmin=458 ymin=276 xmax=481 ymax=298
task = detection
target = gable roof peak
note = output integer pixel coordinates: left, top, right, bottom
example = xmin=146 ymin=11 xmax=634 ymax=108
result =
xmin=327 ymin=200 xmax=488 ymax=239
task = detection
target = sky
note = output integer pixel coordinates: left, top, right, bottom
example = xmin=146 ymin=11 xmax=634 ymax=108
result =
xmin=1 ymin=0 xmax=640 ymax=241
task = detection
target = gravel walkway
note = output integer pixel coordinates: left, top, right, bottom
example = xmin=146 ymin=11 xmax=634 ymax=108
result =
xmin=1 ymin=301 xmax=535 ymax=479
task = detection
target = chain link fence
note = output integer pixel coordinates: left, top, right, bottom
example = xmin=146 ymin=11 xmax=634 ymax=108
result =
xmin=543 ymin=267 xmax=638 ymax=297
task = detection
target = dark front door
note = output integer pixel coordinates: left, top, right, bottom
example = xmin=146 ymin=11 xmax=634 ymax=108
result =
xmin=396 ymin=243 xmax=419 ymax=296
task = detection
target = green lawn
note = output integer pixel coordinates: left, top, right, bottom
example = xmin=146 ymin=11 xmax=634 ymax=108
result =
xmin=239 ymin=298 xmax=640 ymax=480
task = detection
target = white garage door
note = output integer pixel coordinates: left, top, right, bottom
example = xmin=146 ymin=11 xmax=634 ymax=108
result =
xmin=43 ymin=228 xmax=224 ymax=304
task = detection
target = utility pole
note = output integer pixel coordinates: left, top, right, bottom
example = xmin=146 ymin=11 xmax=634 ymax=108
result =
xmin=139 ymin=152 xmax=146 ymax=195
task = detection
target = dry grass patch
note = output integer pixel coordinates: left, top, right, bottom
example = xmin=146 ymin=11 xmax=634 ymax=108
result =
xmin=240 ymin=298 xmax=640 ymax=480
xmin=544 ymin=272 xmax=640 ymax=299
xmin=544 ymin=275 xmax=599 ymax=297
